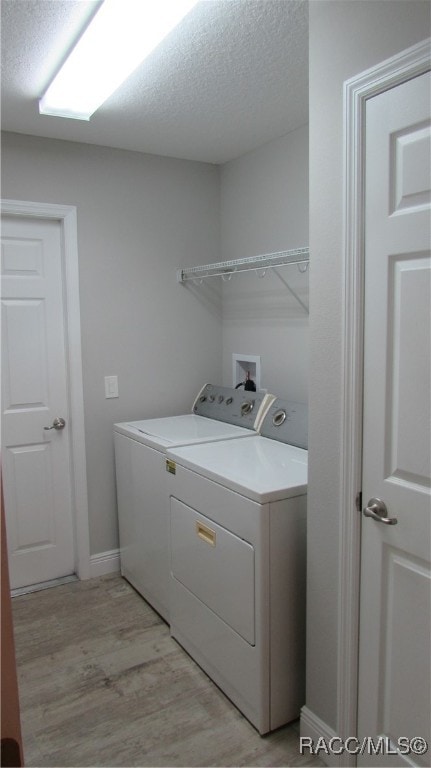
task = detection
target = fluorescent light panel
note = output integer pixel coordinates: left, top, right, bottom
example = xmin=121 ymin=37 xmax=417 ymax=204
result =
xmin=39 ymin=0 xmax=199 ymax=120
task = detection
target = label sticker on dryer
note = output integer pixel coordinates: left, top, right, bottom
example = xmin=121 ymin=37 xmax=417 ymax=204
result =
xmin=166 ymin=459 xmax=176 ymax=475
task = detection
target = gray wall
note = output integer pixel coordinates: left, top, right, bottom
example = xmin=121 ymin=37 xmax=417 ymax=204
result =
xmin=220 ymin=127 xmax=309 ymax=399
xmin=1 ymin=132 xmax=221 ymax=555
xmin=307 ymin=0 xmax=430 ymax=733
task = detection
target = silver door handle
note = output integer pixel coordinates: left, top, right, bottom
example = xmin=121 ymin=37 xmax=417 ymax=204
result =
xmin=44 ymin=417 xmax=66 ymax=431
xmin=363 ymin=497 xmax=397 ymax=525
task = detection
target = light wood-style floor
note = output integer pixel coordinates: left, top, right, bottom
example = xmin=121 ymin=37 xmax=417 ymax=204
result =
xmin=12 ymin=573 xmax=325 ymax=768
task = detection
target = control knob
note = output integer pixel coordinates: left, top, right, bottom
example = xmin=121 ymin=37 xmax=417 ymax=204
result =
xmin=272 ymin=409 xmax=287 ymax=426
xmin=241 ymin=400 xmax=254 ymax=416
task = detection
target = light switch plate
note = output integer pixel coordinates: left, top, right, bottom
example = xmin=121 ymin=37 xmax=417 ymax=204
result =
xmin=105 ymin=375 xmax=119 ymax=398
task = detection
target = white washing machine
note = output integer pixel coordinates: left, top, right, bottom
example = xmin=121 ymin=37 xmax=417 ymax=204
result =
xmin=165 ymin=398 xmax=308 ymax=734
xmin=114 ymin=384 xmax=273 ymax=622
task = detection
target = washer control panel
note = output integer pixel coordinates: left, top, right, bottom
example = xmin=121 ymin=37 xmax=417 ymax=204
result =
xmin=260 ymin=398 xmax=308 ymax=448
xmin=192 ymin=383 xmax=273 ymax=430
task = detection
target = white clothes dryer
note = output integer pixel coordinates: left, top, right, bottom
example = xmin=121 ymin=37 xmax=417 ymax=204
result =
xmin=114 ymin=384 xmax=273 ymax=622
xmin=166 ymin=399 xmax=308 ymax=734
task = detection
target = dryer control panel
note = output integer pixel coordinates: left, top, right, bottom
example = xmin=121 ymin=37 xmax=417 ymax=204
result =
xmin=260 ymin=398 xmax=308 ymax=449
xmin=192 ymin=383 xmax=274 ymax=430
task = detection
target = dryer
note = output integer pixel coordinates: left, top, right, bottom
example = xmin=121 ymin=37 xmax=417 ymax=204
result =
xmin=114 ymin=384 xmax=273 ymax=622
xmin=166 ymin=399 xmax=308 ymax=734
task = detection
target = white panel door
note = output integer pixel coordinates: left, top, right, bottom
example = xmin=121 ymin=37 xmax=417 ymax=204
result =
xmin=358 ymin=72 xmax=430 ymax=766
xmin=1 ymin=215 xmax=75 ymax=588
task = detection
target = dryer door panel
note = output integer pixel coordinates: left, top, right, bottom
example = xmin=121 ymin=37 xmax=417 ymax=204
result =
xmin=171 ymin=497 xmax=255 ymax=644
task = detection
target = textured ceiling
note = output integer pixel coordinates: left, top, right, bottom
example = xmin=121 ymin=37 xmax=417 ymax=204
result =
xmin=1 ymin=0 xmax=308 ymax=164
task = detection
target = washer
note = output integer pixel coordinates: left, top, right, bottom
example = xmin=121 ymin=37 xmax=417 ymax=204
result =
xmin=165 ymin=398 xmax=308 ymax=734
xmin=114 ymin=384 xmax=273 ymax=622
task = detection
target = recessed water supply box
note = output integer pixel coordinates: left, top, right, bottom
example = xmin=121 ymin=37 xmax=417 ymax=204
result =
xmin=232 ymin=354 xmax=261 ymax=391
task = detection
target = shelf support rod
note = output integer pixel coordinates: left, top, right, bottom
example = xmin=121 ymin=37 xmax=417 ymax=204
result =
xmin=272 ymin=268 xmax=309 ymax=314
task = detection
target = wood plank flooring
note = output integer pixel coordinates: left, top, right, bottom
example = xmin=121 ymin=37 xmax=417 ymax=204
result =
xmin=11 ymin=573 xmax=324 ymax=767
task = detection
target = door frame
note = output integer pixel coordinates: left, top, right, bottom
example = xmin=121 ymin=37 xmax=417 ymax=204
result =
xmin=1 ymin=199 xmax=90 ymax=581
xmin=338 ymin=38 xmax=430 ymax=764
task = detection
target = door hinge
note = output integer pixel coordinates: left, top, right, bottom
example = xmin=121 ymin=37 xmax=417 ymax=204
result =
xmin=356 ymin=491 xmax=362 ymax=512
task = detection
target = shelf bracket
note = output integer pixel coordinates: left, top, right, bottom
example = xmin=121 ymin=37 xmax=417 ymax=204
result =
xmin=272 ymin=268 xmax=309 ymax=314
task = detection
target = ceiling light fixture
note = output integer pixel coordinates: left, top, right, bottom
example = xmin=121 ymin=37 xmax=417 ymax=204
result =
xmin=39 ymin=0 xmax=199 ymax=121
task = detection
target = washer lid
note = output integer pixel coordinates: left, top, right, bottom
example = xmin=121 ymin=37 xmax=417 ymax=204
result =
xmin=167 ymin=436 xmax=308 ymax=503
xmin=114 ymin=414 xmax=255 ymax=449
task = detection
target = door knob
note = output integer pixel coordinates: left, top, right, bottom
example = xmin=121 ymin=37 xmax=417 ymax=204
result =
xmin=44 ymin=417 xmax=66 ymax=431
xmin=363 ymin=497 xmax=397 ymax=525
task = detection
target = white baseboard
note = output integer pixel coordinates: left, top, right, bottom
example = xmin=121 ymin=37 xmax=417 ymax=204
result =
xmin=89 ymin=548 xmax=121 ymax=578
xmin=300 ymin=706 xmax=343 ymax=767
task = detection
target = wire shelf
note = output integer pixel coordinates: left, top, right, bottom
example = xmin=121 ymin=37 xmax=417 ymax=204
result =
xmin=177 ymin=247 xmax=309 ymax=283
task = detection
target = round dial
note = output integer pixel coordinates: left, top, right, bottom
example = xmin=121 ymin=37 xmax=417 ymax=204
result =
xmin=273 ymin=409 xmax=287 ymax=426
xmin=241 ymin=401 xmax=254 ymax=416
